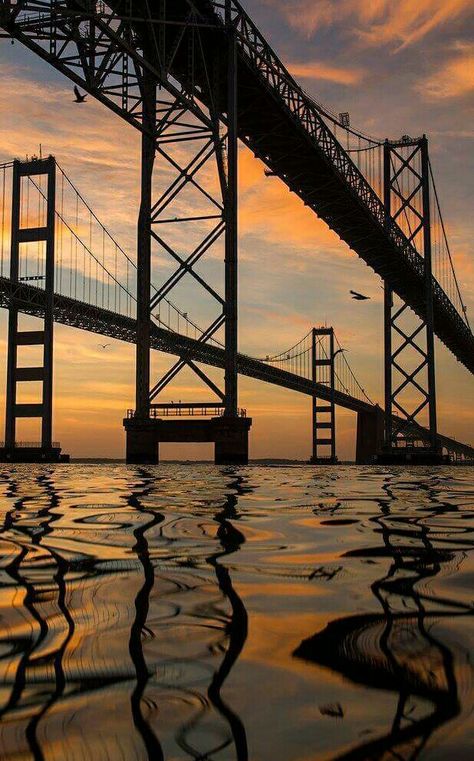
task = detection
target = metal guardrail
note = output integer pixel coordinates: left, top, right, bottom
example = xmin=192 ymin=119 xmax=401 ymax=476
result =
xmin=126 ymin=406 xmax=247 ymax=418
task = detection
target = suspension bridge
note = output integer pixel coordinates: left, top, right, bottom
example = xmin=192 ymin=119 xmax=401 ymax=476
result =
xmin=0 ymin=0 xmax=473 ymax=464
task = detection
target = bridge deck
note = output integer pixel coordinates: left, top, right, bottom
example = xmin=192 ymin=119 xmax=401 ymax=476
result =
xmin=1 ymin=277 xmax=472 ymax=459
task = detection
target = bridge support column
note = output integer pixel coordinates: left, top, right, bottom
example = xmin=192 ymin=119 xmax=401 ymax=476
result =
xmin=379 ymin=136 xmax=441 ymax=464
xmin=356 ymin=406 xmax=384 ymax=464
xmin=125 ymin=420 xmax=159 ymax=465
xmin=310 ymin=328 xmax=337 ymax=464
xmin=124 ymin=6 xmax=249 ymax=463
xmin=214 ymin=416 xmax=252 ymax=464
xmin=0 ymin=157 xmax=68 ymax=463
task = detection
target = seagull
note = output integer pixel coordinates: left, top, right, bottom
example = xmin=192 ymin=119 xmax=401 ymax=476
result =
xmin=350 ymin=290 xmax=370 ymax=301
xmin=73 ymin=85 xmax=87 ymax=103
xmin=319 ymin=702 xmax=344 ymax=719
xmin=98 ymin=343 xmax=111 ymax=349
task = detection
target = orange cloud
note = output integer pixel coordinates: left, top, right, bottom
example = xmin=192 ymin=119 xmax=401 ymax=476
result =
xmin=288 ymin=61 xmax=364 ymax=85
xmin=239 ymin=147 xmax=343 ymax=262
xmin=421 ymin=44 xmax=474 ymax=99
xmin=265 ymin=0 xmax=473 ymax=50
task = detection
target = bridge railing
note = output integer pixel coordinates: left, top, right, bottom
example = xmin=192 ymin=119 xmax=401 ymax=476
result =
xmin=126 ymin=405 xmax=248 ymax=418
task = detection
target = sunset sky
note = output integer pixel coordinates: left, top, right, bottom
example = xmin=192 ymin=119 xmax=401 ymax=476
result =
xmin=0 ymin=0 xmax=473 ymax=460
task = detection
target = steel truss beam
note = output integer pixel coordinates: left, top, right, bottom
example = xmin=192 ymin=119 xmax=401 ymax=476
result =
xmin=383 ymin=137 xmax=438 ymax=453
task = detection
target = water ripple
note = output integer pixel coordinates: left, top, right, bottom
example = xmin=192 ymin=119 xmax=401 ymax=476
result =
xmin=0 ymin=464 xmax=473 ymax=760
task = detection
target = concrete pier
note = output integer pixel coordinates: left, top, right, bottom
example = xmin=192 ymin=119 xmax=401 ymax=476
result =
xmin=124 ymin=416 xmax=252 ymax=465
xmin=374 ymin=448 xmax=447 ymax=465
xmin=355 ymin=406 xmax=384 ymax=464
xmin=0 ymin=445 xmax=69 ymax=463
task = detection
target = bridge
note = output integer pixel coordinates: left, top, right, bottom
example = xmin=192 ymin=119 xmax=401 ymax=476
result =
xmin=0 ymin=0 xmax=473 ymax=464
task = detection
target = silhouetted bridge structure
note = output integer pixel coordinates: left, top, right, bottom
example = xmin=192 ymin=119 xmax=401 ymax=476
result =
xmin=0 ymin=0 xmax=473 ymax=464
xmin=0 ymin=273 xmax=472 ymax=463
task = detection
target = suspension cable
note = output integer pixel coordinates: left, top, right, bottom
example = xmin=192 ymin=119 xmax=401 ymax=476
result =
xmin=428 ymin=158 xmax=470 ymax=328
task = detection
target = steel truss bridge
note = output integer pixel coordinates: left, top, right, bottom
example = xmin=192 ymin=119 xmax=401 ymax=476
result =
xmin=0 ymin=0 xmax=473 ymax=464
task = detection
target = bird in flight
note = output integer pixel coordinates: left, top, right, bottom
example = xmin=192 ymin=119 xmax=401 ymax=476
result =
xmin=98 ymin=344 xmax=111 ymax=349
xmin=350 ymin=290 xmax=370 ymax=301
xmin=73 ymin=86 xmax=87 ymax=103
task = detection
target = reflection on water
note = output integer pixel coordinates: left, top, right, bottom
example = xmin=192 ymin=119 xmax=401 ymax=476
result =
xmin=0 ymin=465 xmax=473 ymax=760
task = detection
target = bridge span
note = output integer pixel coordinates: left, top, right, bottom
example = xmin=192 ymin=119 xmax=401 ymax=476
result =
xmin=0 ymin=275 xmax=472 ymax=463
xmin=1 ymin=1 xmax=474 ymax=463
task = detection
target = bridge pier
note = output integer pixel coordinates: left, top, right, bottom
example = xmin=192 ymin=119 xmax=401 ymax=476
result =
xmin=380 ymin=136 xmax=440 ymax=464
xmin=0 ymin=157 xmax=68 ymax=464
xmin=356 ymin=406 xmax=384 ymax=464
xmin=124 ymin=416 xmax=252 ymax=465
xmin=310 ymin=328 xmax=337 ymax=464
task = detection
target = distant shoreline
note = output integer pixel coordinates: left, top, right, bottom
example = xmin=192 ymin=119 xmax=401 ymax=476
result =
xmin=66 ymin=458 xmax=357 ymax=465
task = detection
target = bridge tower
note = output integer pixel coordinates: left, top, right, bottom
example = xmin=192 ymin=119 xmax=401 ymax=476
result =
xmin=379 ymin=136 xmax=443 ymax=464
xmin=0 ymin=157 xmax=67 ymax=463
xmin=310 ymin=328 xmax=337 ymax=464
xmin=123 ymin=0 xmax=251 ymax=464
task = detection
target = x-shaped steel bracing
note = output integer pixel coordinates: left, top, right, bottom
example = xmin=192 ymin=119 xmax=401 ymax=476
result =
xmin=383 ymin=138 xmax=438 ymax=451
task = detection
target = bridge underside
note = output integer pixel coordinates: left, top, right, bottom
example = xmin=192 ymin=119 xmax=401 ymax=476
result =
xmin=120 ymin=0 xmax=474 ymax=375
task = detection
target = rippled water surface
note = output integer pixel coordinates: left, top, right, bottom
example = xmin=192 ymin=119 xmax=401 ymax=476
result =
xmin=0 ymin=464 xmax=473 ymax=760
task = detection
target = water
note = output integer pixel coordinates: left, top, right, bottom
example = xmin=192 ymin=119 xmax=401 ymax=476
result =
xmin=0 ymin=464 xmax=473 ymax=761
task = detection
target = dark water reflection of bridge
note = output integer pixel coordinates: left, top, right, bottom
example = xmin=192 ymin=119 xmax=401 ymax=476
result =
xmin=0 ymin=466 xmax=472 ymax=760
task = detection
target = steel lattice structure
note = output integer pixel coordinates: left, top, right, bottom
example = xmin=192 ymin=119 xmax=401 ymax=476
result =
xmin=310 ymin=328 xmax=336 ymax=464
xmin=383 ymin=138 xmax=438 ymax=455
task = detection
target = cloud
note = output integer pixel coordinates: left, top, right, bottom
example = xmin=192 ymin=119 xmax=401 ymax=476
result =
xmin=264 ymin=0 xmax=473 ymax=50
xmin=0 ymin=63 xmax=140 ymax=250
xmin=239 ymin=148 xmax=343 ymax=260
xmin=420 ymin=44 xmax=474 ymax=99
xmin=287 ymin=61 xmax=364 ymax=85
